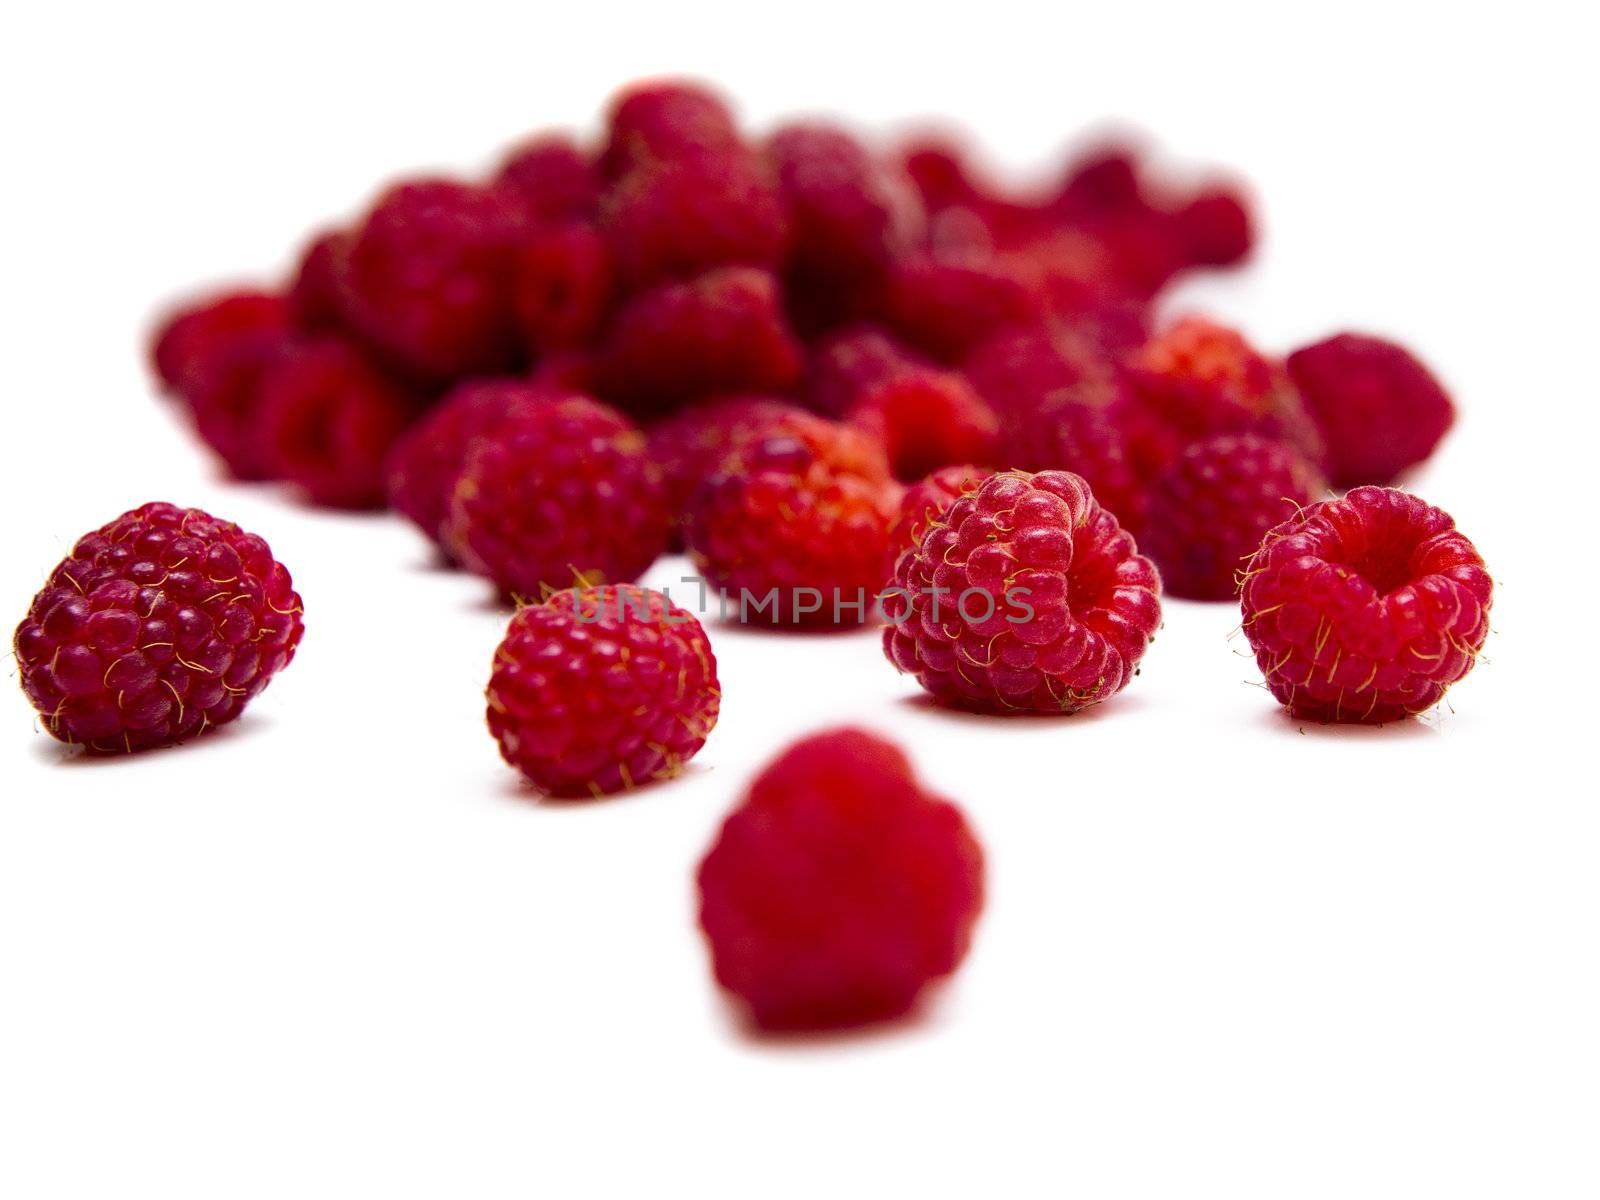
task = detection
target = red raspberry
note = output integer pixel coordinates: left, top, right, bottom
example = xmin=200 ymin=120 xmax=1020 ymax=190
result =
xmin=1142 ymin=434 xmax=1324 ymax=601
xmin=883 ymin=256 xmax=1044 ymax=363
xmin=255 ymin=337 xmax=421 ymax=510
xmin=962 ymin=323 xmax=1118 ymax=423
xmin=493 ymin=133 xmax=598 ymax=222
xmin=600 ymin=150 xmax=788 ymax=287
xmin=803 ymin=324 xmax=922 ymax=417
xmin=1286 ymin=332 xmax=1455 ymax=489
xmin=686 ymin=418 xmax=896 ymax=627
xmin=1129 ymin=315 xmax=1325 ymax=470
xmin=149 ymin=289 xmax=288 ymax=394
xmin=600 ymin=79 xmax=741 ymax=177
xmin=697 ymin=727 xmax=984 ymax=1031
xmin=596 ymin=267 xmax=804 ymax=416
xmin=445 ymin=394 xmax=667 ymax=598
xmin=1173 ymin=184 xmax=1254 ymax=268
xmin=885 ymin=464 xmax=988 ymax=579
xmin=883 ymin=469 xmax=1160 ymax=713
xmin=645 ymin=395 xmax=814 ymax=543
xmin=509 ymin=220 xmax=615 ymax=354
xmin=385 ymin=378 xmax=549 ymax=546
xmin=1054 ymin=145 xmax=1145 ymax=221
xmin=486 ymin=585 xmax=720 ymax=797
xmin=336 ymin=179 xmax=520 ymax=381
xmin=847 ymin=367 xmax=999 ymax=482
xmin=1000 ymin=395 xmax=1149 ymax=535
xmin=1240 ymin=486 xmax=1492 ymax=723
xmin=287 ymin=229 xmax=351 ymax=332
xmin=13 ymin=503 xmax=304 ymax=753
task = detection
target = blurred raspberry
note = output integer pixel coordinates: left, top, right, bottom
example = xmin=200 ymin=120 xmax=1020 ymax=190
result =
xmin=883 ymin=257 xmax=1044 ymax=363
xmin=487 ymin=585 xmax=719 ymax=797
xmin=686 ymin=418 xmax=896 ymax=627
xmin=13 ymin=502 xmax=304 ymax=753
xmin=149 ymin=289 xmax=288 ymax=394
xmin=1173 ymin=184 xmax=1254 ymax=268
xmin=802 ymin=324 xmax=922 ymax=417
xmin=600 ymin=79 xmax=741 ymax=177
xmin=494 ymin=133 xmax=599 ymax=222
xmin=445 ymin=394 xmax=667 ymax=598
xmin=385 ymin=378 xmax=550 ymax=545
xmin=1143 ymin=433 xmax=1324 ymax=600
xmin=884 ymin=469 xmax=1160 ymax=712
xmin=600 ymin=150 xmax=788 ymax=286
xmin=886 ymin=464 xmax=988 ymax=579
xmin=1000 ymin=395 xmax=1149 ymax=535
xmin=1286 ymin=332 xmax=1455 ymax=488
xmin=847 ymin=367 xmax=999 ymax=482
xmin=597 ymin=267 xmax=804 ymax=417
xmin=256 ymin=337 xmax=421 ymax=509
xmin=510 ymin=220 xmax=615 ymax=354
xmin=1241 ymin=486 xmax=1492 ymax=723
xmin=287 ymin=229 xmax=351 ymax=332
xmin=336 ymin=179 xmax=520 ymax=381
xmin=697 ymin=727 xmax=984 ymax=1031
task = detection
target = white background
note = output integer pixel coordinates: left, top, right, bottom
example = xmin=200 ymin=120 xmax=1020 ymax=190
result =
xmin=3 ymin=2 xmax=1597 ymax=1196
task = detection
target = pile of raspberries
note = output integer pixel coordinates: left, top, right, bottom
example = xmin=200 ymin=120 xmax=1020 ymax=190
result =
xmin=15 ymin=79 xmax=1497 ymax=1033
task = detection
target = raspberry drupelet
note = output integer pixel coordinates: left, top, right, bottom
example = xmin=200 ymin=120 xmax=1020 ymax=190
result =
xmin=885 ymin=464 xmax=990 ymax=580
xmin=1142 ymin=433 xmax=1325 ymax=601
xmin=13 ymin=503 xmax=304 ymax=753
xmin=445 ymin=394 xmax=668 ymax=599
xmin=1240 ymin=486 xmax=1492 ymax=723
xmin=486 ymin=585 xmax=720 ymax=797
xmin=883 ymin=469 xmax=1161 ymax=713
xmin=696 ymin=727 xmax=985 ymax=1031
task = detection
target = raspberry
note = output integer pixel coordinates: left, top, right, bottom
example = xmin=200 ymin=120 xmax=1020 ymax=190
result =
xmin=13 ymin=503 xmax=304 ymax=753
xmin=445 ymin=394 xmax=667 ymax=598
xmin=600 ymin=79 xmax=742 ymax=177
xmin=1000 ymin=395 xmax=1149 ymax=535
xmin=596 ymin=267 xmax=804 ymax=416
xmin=686 ymin=418 xmax=896 ymax=627
xmin=883 ymin=469 xmax=1160 ymax=712
xmin=1286 ymin=333 xmax=1455 ymax=489
xmin=847 ymin=367 xmax=999 ymax=482
xmin=696 ymin=727 xmax=984 ymax=1031
xmin=803 ymin=324 xmax=921 ymax=417
xmin=645 ymin=395 xmax=813 ymax=543
xmin=509 ymin=220 xmax=615 ymax=354
xmin=962 ymin=323 xmax=1118 ymax=424
xmin=1054 ymin=145 xmax=1144 ymax=221
xmin=149 ymin=289 xmax=288 ymax=394
xmin=886 ymin=464 xmax=988 ymax=579
xmin=287 ymin=229 xmax=351 ymax=331
xmin=1173 ymin=184 xmax=1254 ymax=268
xmin=883 ymin=257 xmax=1044 ymax=363
xmin=336 ymin=179 xmax=520 ymax=381
xmin=494 ymin=133 xmax=598 ymax=222
xmin=1240 ymin=486 xmax=1492 ymax=723
xmin=1129 ymin=316 xmax=1325 ymax=471
xmin=385 ymin=378 xmax=550 ymax=546
xmin=599 ymin=150 xmax=788 ymax=287
xmin=1142 ymin=434 xmax=1324 ymax=601
xmin=486 ymin=585 xmax=719 ymax=797
xmin=256 ymin=337 xmax=421 ymax=509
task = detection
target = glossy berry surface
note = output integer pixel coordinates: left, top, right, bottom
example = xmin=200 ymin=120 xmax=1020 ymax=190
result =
xmin=1142 ymin=434 xmax=1324 ymax=601
xmin=486 ymin=585 xmax=719 ymax=797
xmin=697 ymin=727 xmax=984 ymax=1031
xmin=13 ymin=503 xmax=304 ymax=753
xmin=1240 ymin=486 xmax=1491 ymax=723
xmin=1286 ymin=332 xmax=1455 ymax=488
xmin=445 ymin=395 xmax=667 ymax=598
xmin=884 ymin=469 xmax=1161 ymax=713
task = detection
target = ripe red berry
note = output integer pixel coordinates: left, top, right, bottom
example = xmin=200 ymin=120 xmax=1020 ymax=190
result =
xmin=509 ymin=220 xmax=615 ymax=354
xmin=847 ymin=367 xmax=999 ymax=482
xmin=883 ymin=469 xmax=1160 ymax=712
xmin=486 ymin=585 xmax=720 ymax=797
xmin=1142 ymin=434 xmax=1324 ymax=601
xmin=885 ymin=464 xmax=988 ymax=579
xmin=600 ymin=79 xmax=742 ymax=178
xmin=149 ymin=289 xmax=289 ymax=395
xmin=998 ymin=394 xmax=1149 ymax=536
xmin=697 ymin=727 xmax=985 ymax=1031
xmin=596 ymin=266 xmax=804 ymax=416
xmin=802 ymin=324 xmax=922 ymax=417
xmin=1286 ymin=332 xmax=1455 ymax=489
xmin=1240 ymin=487 xmax=1491 ymax=723
xmin=287 ymin=229 xmax=352 ymax=332
xmin=13 ymin=503 xmax=304 ymax=753
xmin=884 ymin=256 xmax=1043 ymax=363
xmin=445 ymin=394 xmax=668 ymax=598
xmin=1173 ymin=184 xmax=1254 ymax=268
xmin=256 ymin=337 xmax=421 ymax=510
xmin=686 ymin=417 xmax=895 ymax=627
xmin=385 ymin=378 xmax=550 ymax=547
xmin=336 ymin=179 xmax=520 ymax=381
xmin=494 ymin=133 xmax=599 ymax=222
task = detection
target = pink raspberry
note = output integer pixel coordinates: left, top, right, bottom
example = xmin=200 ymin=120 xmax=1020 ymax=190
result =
xmin=509 ymin=220 xmax=615 ymax=355
xmin=1240 ymin=486 xmax=1492 ymax=723
xmin=596 ymin=267 xmax=804 ymax=416
xmin=385 ymin=378 xmax=550 ymax=546
xmin=1142 ymin=434 xmax=1324 ymax=601
xmin=13 ymin=503 xmax=304 ymax=753
xmin=885 ymin=464 xmax=988 ymax=579
xmin=256 ymin=337 xmax=422 ymax=510
xmin=445 ymin=394 xmax=667 ymax=598
xmin=883 ymin=469 xmax=1161 ymax=713
xmin=847 ymin=367 xmax=999 ymax=482
xmin=600 ymin=79 xmax=742 ymax=177
xmin=493 ymin=133 xmax=599 ymax=222
xmin=486 ymin=585 xmax=719 ymax=797
xmin=1286 ymin=332 xmax=1455 ymax=489
xmin=697 ymin=727 xmax=984 ymax=1031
